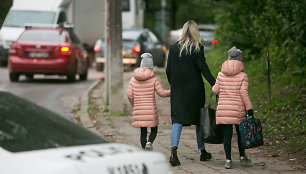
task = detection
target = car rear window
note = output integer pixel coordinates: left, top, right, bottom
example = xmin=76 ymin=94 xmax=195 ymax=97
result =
xmin=122 ymin=30 xmax=142 ymax=41
xmin=0 ymin=92 xmax=108 ymax=153
xmin=19 ymin=30 xmax=66 ymax=43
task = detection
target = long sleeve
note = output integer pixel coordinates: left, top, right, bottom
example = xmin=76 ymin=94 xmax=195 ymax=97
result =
xmin=126 ymin=80 xmax=134 ymax=106
xmin=212 ymin=75 xmax=220 ymax=94
xmin=239 ymin=76 xmax=252 ymax=110
xmin=166 ymin=48 xmax=172 ymax=84
xmin=195 ymin=46 xmax=215 ymax=86
xmin=154 ymin=79 xmax=170 ymax=97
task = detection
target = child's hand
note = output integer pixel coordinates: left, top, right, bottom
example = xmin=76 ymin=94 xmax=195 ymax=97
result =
xmin=247 ymin=109 xmax=253 ymax=116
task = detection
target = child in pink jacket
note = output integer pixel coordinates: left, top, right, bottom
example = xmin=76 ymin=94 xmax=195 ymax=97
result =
xmin=212 ymin=46 xmax=253 ymax=169
xmin=127 ymin=53 xmax=170 ymax=150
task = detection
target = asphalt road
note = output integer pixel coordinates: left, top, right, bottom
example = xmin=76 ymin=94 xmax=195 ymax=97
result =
xmin=0 ymin=66 xmax=103 ymax=120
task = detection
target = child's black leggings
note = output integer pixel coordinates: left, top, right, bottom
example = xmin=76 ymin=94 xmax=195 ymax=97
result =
xmin=222 ymin=124 xmax=245 ymax=160
xmin=140 ymin=126 xmax=158 ymax=149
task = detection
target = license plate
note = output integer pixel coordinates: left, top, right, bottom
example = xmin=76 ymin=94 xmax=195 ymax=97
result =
xmin=28 ymin=52 xmax=49 ymax=58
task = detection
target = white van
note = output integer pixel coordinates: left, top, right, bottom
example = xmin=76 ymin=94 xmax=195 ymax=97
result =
xmin=0 ymin=0 xmax=68 ymax=65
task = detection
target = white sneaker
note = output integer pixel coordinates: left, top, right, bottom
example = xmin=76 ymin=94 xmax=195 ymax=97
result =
xmin=225 ymin=159 xmax=233 ymax=169
xmin=145 ymin=142 xmax=153 ymax=151
xmin=240 ymin=156 xmax=252 ymax=166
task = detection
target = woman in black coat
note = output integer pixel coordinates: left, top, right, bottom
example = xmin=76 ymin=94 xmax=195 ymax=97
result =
xmin=166 ymin=20 xmax=216 ymax=166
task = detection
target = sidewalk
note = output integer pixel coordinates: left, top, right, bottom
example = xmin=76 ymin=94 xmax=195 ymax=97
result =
xmin=82 ymin=68 xmax=305 ymax=174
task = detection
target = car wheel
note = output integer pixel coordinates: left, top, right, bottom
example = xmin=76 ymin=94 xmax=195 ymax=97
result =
xmin=67 ymin=63 xmax=77 ymax=82
xmin=0 ymin=60 xmax=8 ymax=67
xmin=9 ymin=73 xmax=19 ymax=82
xmin=80 ymin=66 xmax=88 ymax=80
xmin=95 ymin=62 xmax=104 ymax=72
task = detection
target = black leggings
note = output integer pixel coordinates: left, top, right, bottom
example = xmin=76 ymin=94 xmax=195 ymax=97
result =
xmin=140 ymin=126 xmax=158 ymax=149
xmin=222 ymin=124 xmax=245 ymax=160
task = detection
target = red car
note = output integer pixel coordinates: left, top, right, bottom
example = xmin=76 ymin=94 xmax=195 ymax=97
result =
xmin=8 ymin=27 xmax=88 ymax=82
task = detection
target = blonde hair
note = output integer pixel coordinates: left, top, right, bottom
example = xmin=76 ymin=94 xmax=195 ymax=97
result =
xmin=178 ymin=20 xmax=202 ymax=57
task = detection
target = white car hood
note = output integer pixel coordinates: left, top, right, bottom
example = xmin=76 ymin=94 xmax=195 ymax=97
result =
xmin=0 ymin=27 xmax=25 ymax=48
xmin=0 ymin=143 xmax=171 ymax=174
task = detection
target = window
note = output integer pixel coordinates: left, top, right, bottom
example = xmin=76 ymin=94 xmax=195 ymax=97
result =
xmin=19 ymin=30 xmax=66 ymax=43
xmin=57 ymin=11 xmax=67 ymax=24
xmin=69 ymin=31 xmax=81 ymax=44
xmin=122 ymin=0 xmax=130 ymax=12
xmin=122 ymin=30 xmax=142 ymax=41
xmin=0 ymin=92 xmax=108 ymax=153
xmin=147 ymin=31 xmax=159 ymax=44
xmin=3 ymin=10 xmax=56 ymax=28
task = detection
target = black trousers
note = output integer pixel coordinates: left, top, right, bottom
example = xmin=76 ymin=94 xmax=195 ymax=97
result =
xmin=222 ymin=124 xmax=245 ymax=160
xmin=140 ymin=126 xmax=158 ymax=149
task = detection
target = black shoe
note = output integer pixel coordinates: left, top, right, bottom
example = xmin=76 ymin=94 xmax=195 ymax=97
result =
xmin=200 ymin=150 xmax=212 ymax=161
xmin=169 ymin=147 xmax=181 ymax=166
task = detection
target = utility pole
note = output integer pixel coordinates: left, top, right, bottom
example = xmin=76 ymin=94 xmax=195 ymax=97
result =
xmin=105 ymin=0 xmax=124 ymax=113
xmin=266 ymin=53 xmax=271 ymax=104
xmin=161 ymin=0 xmax=167 ymax=43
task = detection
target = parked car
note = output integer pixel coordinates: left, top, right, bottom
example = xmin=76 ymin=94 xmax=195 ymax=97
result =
xmin=0 ymin=91 xmax=172 ymax=174
xmin=8 ymin=25 xmax=88 ymax=82
xmin=168 ymin=24 xmax=217 ymax=52
xmin=94 ymin=29 xmax=167 ymax=71
xmin=0 ymin=0 xmax=69 ymax=66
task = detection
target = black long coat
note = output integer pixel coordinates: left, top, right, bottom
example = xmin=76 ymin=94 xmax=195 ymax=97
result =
xmin=166 ymin=42 xmax=215 ymax=126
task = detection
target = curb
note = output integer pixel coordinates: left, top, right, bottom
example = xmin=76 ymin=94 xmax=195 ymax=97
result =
xmin=80 ymin=79 xmax=102 ymax=135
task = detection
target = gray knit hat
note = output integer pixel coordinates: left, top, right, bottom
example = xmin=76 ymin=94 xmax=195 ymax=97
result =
xmin=140 ymin=53 xmax=153 ymax=70
xmin=228 ymin=46 xmax=243 ymax=61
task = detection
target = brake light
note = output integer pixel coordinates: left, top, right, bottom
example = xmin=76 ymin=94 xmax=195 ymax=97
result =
xmin=9 ymin=48 xmax=16 ymax=54
xmin=94 ymin=44 xmax=101 ymax=52
xmin=211 ymin=40 xmax=218 ymax=44
xmin=162 ymin=46 xmax=167 ymax=52
xmin=133 ymin=45 xmax=140 ymax=53
xmin=9 ymin=44 xmax=20 ymax=56
xmin=60 ymin=46 xmax=70 ymax=52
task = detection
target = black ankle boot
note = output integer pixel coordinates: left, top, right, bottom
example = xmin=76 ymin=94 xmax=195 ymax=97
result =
xmin=200 ymin=149 xmax=212 ymax=161
xmin=169 ymin=146 xmax=181 ymax=166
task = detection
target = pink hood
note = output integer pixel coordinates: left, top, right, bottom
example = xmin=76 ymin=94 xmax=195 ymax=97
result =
xmin=133 ymin=68 xmax=154 ymax=81
xmin=221 ymin=60 xmax=245 ymax=76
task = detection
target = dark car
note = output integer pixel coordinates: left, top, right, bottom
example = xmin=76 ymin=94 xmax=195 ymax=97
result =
xmin=94 ymin=29 xmax=167 ymax=71
xmin=0 ymin=91 xmax=172 ymax=174
xmin=8 ymin=25 xmax=89 ymax=82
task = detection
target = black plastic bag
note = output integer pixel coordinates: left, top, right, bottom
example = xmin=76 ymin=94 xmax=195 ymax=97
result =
xmin=199 ymin=94 xmax=223 ymax=144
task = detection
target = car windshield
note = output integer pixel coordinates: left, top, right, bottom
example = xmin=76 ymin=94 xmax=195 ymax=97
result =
xmin=19 ymin=30 xmax=66 ymax=43
xmin=3 ymin=10 xmax=56 ymax=28
xmin=122 ymin=30 xmax=142 ymax=41
xmin=0 ymin=92 xmax=108 ymax=153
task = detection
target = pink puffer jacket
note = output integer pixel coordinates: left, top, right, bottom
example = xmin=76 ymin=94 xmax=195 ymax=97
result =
xmin=212 ymin=60 xmax=252 ymax=125
xmin=127 ymin=68 xmax=170 ymax=128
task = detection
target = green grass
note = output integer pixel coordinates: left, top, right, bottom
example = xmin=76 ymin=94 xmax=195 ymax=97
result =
xmin=106 ymin=111 xmax=126 ymax=117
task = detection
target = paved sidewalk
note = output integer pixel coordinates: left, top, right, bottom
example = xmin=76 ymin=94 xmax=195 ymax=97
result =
xmin=82 ymin=69 xmax=305 ymax=174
